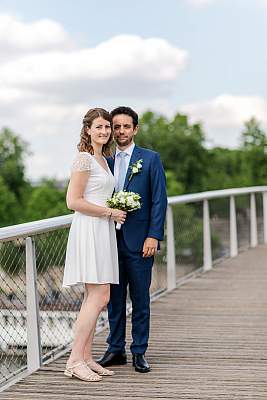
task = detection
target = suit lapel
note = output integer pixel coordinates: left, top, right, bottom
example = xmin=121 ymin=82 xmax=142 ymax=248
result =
xmin=107 ymin=156 xmax=115 ymax=175
xmin=124 ymin=146 xmax=142 ymax=190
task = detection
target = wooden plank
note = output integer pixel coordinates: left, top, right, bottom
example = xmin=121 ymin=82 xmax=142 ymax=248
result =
xmin=1 ymin=245 xmax=267 ymax=399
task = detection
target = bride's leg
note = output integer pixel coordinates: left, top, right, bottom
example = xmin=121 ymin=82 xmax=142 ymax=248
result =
xmin=67 ymin=283 xmax=110 ymax=373
xmin=83 ymin=285 xmax=115 ymax=375
xmin=83 ymin=291 xmax=98 ymax=360
xmin=83 ymin=319 xmax=97 ymax=360
xmin=83 ymin=284 xmax=110 ymax=360
xmin=82 ymin=285 xmax=93 ymax=360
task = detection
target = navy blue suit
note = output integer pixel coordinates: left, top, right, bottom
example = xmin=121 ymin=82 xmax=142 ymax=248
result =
xmin=106 ymin=145 xmax=167 ymax=355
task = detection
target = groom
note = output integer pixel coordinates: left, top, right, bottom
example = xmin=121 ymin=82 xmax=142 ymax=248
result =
xmin=98 ymin=106 xmax=167 ymax=372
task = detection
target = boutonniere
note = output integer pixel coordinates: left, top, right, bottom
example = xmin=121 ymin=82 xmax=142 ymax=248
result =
xmin=129 ymin=159 xmax=143 ymax=181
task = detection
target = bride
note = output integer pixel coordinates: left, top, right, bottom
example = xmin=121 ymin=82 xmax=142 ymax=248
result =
xmin=62 ymin=108 xmax=126 ymax=382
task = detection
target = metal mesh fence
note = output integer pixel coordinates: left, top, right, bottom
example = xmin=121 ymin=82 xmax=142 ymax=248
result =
xmin=151 ymin=233 xmax=167 ymax=294
xmin=210 ymin=197 xmax=230 ymax=261
xmin=256 ymin=193 xmax=264 ymax=244
xmin=35 ymin=228 xmax=75 ymax=358
xmin=172 ymin=202 xmax=203 ymax=280
xmin=236 ymin=195 xmax=250 ymax=251
xmin=0 ymin=239 xmax=27 ymax=385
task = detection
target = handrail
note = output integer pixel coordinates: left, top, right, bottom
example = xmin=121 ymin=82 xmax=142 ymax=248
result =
xmin=0 ymin=214 xmax=73 ymax=242
xmin=168 ymin=186 xmax=267 ymax=205
xmin=1 ymin=186 xmax=267 ymax=242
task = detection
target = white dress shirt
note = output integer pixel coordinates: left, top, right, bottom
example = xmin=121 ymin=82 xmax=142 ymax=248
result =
xmin=114 ymin=142 xmax=135 ymax=186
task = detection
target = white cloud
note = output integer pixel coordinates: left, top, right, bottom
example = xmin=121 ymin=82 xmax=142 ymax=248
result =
xmin=0 ymin=35 xmax=188 ymax=102
xmin=0 ymin=14 xmax=188 ymax=179
xmin=180 ymin=94 xmax=267 ymax=147
xmin=0 ymin=87 xmax=24 ymax=103
xmin=0 ymin=14 xmax=72 ymax=56
xmin=181 ymin=94 xmax=267 ymax=127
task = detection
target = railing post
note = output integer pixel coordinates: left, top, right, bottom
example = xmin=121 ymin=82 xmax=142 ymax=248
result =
xmin=203 ymin=199 xmax=212 ymax=271
xmin=263 ymin=192 xmax=267 ymax=244
xmin=26 ymin=237 xmax=41 ymax=373
xmin=250 ymin=193 xmax=258 ymax=248
xmin=230 ymin=195 xmax=238 ymax=257
xmin=167 ymin=205 xmax=176 ymax=290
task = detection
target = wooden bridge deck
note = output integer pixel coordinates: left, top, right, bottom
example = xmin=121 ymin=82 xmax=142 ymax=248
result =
xmin=1 ymin=245 xmax=267 ymax=399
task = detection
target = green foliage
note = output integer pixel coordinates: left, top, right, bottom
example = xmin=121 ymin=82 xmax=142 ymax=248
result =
xmin=239 ymin=118 xmax=267 ymax=185
xmin=24 ymin=179 xmax=69 ymax=222
xmin=136 ymin=113 xmax=267 ymax=193
xmin=0 ymin=231 xmax=69 ymax=276
xmin=34 ymin=230 xmax=69 ymax=273
xmin=136 ymin=111 xmax=209 ymax=193
xmin=0 ymin=176 xmax=19 ymax=227
xmin=203 ymin=148 xmax=251 ymax=190
xmin=0 ymin=239 xmax=25 ymax=275
xmin=165 ymin=170 xmax=184 ymax=196
xmin=0 ymin=127 xmax=31 ymax=226
xmin=0 ymin=127 xmax=30 ymax=199
xmin=241 ymin=117 xmax=267 ymax=149
xmin=173 ymin=204 xmax=203 ymax=266
xmin=172 ymin=204 xmax=221 ymax=267
xmin=0 ymin=128 xmax=69 ymax=228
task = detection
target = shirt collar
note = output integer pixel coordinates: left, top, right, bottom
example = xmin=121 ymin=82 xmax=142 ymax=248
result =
xmin=115 ymin=142 xmax=135 ymax=158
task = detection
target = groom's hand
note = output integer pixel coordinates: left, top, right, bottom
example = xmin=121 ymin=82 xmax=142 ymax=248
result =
xmin=142 ymin=237 xmax=158 ymax=258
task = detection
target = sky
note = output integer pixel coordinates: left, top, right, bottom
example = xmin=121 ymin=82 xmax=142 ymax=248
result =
xmin=0 ymin=0 xmax=267 ymax=180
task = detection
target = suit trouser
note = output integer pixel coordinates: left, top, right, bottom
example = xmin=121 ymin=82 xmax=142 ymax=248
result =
xmin=107 ymin=230 xmax=153 ymax=355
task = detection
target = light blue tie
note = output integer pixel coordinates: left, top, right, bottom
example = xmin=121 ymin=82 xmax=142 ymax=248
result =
xmin=116 ymin=152 xmax=127 ymax=192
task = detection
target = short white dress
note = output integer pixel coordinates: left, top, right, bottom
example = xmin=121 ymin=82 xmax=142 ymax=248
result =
xmin=62 ymin=152 xmax=119 ymax=287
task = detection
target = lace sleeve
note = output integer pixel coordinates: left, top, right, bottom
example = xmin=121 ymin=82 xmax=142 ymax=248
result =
xmin=71 ymin=152 xmax=92 ymax=172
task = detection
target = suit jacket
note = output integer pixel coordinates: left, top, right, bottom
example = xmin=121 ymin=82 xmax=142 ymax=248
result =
xmin=107 ymin=145 xmax=168 ymax=252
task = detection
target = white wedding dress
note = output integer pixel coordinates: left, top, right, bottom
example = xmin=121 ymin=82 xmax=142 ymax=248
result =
xmin=63 ymin=152 xmax=119 ymax=287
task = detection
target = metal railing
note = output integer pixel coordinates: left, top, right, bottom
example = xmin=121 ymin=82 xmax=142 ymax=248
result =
xmin=0 ymin=186 xmax=267 ymax=390
xmin=166 ymin=187 xmax=267 ymax=290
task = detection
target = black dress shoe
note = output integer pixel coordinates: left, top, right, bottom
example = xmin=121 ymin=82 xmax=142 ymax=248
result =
xmin=132 ymin=354 xmax=150 ymax=373
xmin=97 ymin=351 xmax=127 ymax=367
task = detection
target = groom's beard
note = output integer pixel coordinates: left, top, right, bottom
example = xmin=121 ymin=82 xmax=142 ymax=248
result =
xmin=115 ymin=137 xmax=133 ymax=147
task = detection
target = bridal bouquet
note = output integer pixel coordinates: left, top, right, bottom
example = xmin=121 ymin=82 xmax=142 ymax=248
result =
xmin=107 ymin=191 xmax=141 ymax=229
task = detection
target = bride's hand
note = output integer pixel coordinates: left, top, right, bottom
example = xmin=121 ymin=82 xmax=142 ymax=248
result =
xmin=110 ymin=209 xmax=127 ymax=224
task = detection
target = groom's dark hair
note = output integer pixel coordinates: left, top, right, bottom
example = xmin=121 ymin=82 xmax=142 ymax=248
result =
xmin=110 ymin=106 xmax=138 ymax=128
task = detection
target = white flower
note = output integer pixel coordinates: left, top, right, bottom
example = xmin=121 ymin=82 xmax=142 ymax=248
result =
xmin=129 ymin=159 xmax=143 ymax=181
xmin=106 ymin=190 xmax=141 ymax=212
xmin=127 ymin=198 xmax=135 ymax=207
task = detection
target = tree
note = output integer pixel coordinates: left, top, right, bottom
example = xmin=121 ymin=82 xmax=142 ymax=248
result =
xmin=241 ymin=117 xmax=267 ymax=149
xmin=0 ymin=127 xmax=30 ymax=200
xmin=0 ymin=176 xmax=19 ymax=227
xmin=240 ymin=117 xmax=267 ymax=185
xmin=136 ymin=111 xmax=209 ymax=193
xmin=25 ymin=179 xmax=69 ymax=222
xmin=165 ymin=170 xmax=184 ymax=196
xmin=204 ymin=148 xmax=251 ymax=191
